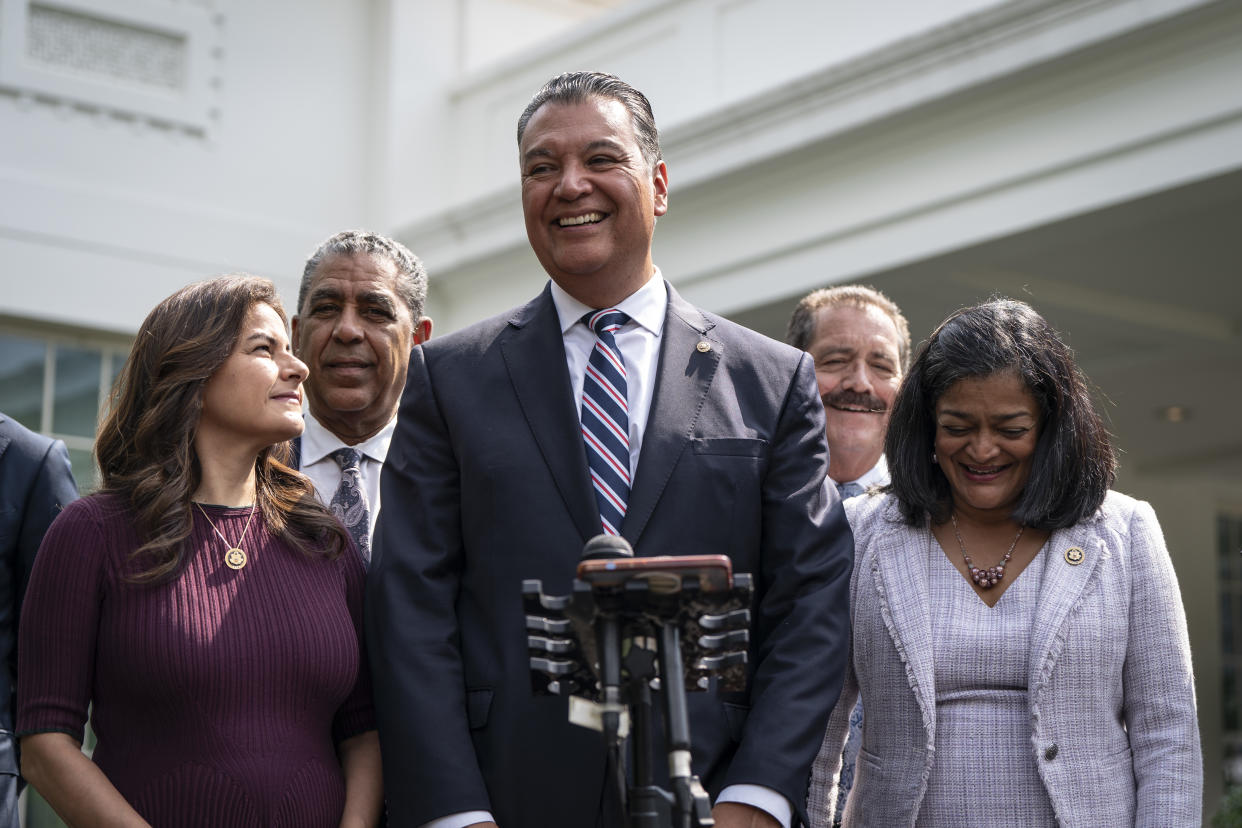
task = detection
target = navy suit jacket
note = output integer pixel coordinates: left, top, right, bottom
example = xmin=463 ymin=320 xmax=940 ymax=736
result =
xmin=0 ymin=414 xmax=78 ymax=818
xmin=367 ymin=283 xmax=853 ymax=827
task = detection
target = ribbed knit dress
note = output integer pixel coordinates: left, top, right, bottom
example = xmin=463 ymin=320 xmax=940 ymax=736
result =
xmin=17 ymin=493 xmax=374 ymax=828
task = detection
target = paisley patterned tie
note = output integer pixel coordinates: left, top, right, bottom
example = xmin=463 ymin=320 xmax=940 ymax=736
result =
xmin=329 ymin=447 xmax=371 ymax=565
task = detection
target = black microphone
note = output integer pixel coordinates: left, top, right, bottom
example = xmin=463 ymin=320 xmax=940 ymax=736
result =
xmin=581 ymin=535 xmax=631 ymax=758
xmin=581 ymin=534 xmax=634 ymax=561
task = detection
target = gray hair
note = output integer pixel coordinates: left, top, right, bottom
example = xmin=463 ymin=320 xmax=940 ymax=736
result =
xmin=786 ymin=284 xmax=912 ymax=370
xmin=299 ymin=230 xmax=427 ymax=322
xmin=517 ymin=71 xmax=662 ymax=170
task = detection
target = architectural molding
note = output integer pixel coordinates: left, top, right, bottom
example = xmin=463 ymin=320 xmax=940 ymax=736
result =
xmin=0 ymin=0 xmax=223 ymax=135
xmin=396 ymin=0 xmax=1227 ymax=276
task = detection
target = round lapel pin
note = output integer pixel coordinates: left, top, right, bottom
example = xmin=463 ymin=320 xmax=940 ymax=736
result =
xmin=1064 ymin=546 xmax=1084 ymax=566
xmin=696 ymin=340 xmax=711 ymax=353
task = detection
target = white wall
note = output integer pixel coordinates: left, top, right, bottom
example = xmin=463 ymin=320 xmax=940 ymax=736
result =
xmin=0 ymin=0 xmax=379 ymax=331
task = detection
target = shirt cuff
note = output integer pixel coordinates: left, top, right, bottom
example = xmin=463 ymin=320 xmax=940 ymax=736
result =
xmin=419 ymin=811 xmax=494 ymax=828
xmin=717 ymin=784 xmax=792 ymax=828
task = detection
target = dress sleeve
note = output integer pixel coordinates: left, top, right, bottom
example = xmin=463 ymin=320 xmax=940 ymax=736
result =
xmin=332 ymin=539 xmax=376 ymax=744
xmin=16 ymin=498 xmax=107 ymax=743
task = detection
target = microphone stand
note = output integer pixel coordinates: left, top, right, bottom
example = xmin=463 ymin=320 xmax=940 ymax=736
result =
xmin=656 ymin=619 xmax=714 ymax=828
xmin=524 ymin=554 xmax=752 ymax=828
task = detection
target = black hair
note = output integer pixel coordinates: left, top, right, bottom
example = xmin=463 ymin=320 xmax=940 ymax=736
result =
xmin=517 ymin=71 xmax=661 ymax=169
xmin=885 ymin=298 xmax=1115 ymax=528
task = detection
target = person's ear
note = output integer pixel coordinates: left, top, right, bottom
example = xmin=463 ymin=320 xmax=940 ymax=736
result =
xmin=652 ymin=161 xmax=669 ymax=217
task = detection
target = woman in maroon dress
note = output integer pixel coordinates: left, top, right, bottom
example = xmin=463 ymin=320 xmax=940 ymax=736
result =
xmin=18 ymin=276 xmax=382 ymax=827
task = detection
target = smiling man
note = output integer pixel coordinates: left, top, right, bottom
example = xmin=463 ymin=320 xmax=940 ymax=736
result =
xmin=291 ymin=230 xmax=431 ymax=563
xmin=786 ymin=285 xmax=909 ymax=826
xmin=787 ymin=286 xmax=910 ymax=498
xmin=369 ymin=72 xmax=853 ymax=828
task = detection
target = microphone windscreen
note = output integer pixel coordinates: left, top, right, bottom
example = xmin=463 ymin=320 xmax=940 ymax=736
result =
xmin=581 ymin=534 xmax=634 ymax=561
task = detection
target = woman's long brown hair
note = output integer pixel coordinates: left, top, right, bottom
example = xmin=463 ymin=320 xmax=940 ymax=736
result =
xmin=95 ymin=275 xmax=348 ymax=583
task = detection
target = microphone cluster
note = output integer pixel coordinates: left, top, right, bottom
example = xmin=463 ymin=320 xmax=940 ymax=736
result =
xmin=522 ymin=536 xmax=753 ymax=702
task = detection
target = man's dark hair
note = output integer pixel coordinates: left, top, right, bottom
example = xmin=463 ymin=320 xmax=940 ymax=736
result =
xmin=517 ymin=71 xmax=662 ymax=169
xmin=885 ymin=298 xmax=1116 ymax=529
xmin=299 ymin=230 xmax=427 ymax=322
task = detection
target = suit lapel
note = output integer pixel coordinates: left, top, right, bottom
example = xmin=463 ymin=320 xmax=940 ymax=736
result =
xmin=870 ymin=510 xmax=937 ymax=739
xmin=501 ymin=286 xmax=600 ymax=543
xmin=1028 ymin=515 xmax=1108 ymax=693
xmin=0 ymin=415 xmax=10 ymax=463
xmin=621 ymin=285 xmax=718 ymax=549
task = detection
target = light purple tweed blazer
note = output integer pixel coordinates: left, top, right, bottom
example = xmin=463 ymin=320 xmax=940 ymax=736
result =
xmin=809 ymin=490 xmax=1201 ymax=828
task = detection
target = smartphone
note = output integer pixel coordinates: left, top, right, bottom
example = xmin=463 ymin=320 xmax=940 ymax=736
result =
xmin=576 ymin=554 xmax=733 ymax=593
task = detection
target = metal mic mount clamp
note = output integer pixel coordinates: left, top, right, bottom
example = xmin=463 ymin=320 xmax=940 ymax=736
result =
xmin=524 ymin=556 xmax=753 ymax=828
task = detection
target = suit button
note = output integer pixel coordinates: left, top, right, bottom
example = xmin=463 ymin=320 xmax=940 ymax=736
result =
xmin=1044 ymin=744 xmax=1059 ymax=761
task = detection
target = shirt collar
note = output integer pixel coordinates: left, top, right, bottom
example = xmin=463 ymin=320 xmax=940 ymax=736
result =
xmin=845 ymin=454 xmax=890 ymax=489
xmin=549 ymin=267 xmax=668 ymax=338
xmin=300 ymin=412 xmax=397 ymax=466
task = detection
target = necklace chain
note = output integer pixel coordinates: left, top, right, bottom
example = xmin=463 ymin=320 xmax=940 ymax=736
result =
xmin=195 ymin=501 xmax=256 ymax=570
xmin=950 ymin=513 xmax=1024 ymax=590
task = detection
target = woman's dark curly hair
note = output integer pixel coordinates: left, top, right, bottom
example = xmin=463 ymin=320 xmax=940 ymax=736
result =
xmin=95 ymin=275 xmax=348 ymax=582
xmin=885 ymin=298 xmax=1115 ymax=529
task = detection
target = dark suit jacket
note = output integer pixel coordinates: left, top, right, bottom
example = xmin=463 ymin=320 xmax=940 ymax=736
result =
xmin=0 ymin=414 xmax=78 ymax=820
xmin=367 ymin=283 xmax=853 ymax=827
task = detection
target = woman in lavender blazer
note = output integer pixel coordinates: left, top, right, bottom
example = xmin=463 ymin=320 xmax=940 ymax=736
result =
xmin=809 ymin=299 xmax=1200 ymax=828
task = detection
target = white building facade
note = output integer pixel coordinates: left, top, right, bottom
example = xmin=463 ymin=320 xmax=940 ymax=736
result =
xmin=2 ymin=0 xmax=1238 ymax=822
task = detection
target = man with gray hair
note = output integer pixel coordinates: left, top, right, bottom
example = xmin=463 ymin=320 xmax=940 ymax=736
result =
xmin=291 ymin=229 xmax=431 ymax=563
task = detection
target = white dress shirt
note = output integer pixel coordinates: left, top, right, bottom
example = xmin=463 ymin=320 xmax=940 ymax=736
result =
xmin=550 ymin=270 xmax=666 ymax=479
xmin=429 ymin=272 xmax=792 ymax=828
xmin=298 ymin=413 xmax=395 ymax=542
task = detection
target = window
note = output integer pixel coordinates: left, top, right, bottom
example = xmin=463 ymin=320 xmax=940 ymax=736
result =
xmin=0 ymin=326 xmax=130 ymax=490
xmin=2 ymin=324 xmax=127 ymax=827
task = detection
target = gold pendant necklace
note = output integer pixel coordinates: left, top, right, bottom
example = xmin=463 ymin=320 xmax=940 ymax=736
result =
xmin=195 ymin=501 xmax=257 ymax=570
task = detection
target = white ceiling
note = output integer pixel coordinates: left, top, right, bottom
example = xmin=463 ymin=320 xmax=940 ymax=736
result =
xmin=730 ymin=168 xmax=1242 ymax=483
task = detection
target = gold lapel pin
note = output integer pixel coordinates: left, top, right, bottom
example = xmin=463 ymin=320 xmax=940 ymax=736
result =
xmin=696 ymin=340 xmax=711 ymax=353
xmin=1064 ymin=546 xmax=1084 ymax=566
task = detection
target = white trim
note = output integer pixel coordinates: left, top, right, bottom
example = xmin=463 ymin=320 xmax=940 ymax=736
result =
xmin=0 ymin=0 xmax=221 ymax=134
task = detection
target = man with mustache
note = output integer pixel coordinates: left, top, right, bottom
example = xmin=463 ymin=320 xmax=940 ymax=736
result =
xmin=291 ymin=230 xmax=432 ymax=563
xmin=787 ymin=285 xmax=909 ymax=500
xmin=786 ymin=284 xmax=910 ymax=825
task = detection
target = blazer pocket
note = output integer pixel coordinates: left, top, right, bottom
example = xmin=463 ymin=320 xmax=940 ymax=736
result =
xmin=466 ymin=688 xmax=493 ymax=730
xmin=691 ymin=438 xmax=766 ymax=458
xmin=721 ymin=702 xmax=749 ymax=741
xmin=857 ymin=746 xmax=883 ymax=772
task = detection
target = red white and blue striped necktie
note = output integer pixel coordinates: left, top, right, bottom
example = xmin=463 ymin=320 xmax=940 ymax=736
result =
xmin=581 ymin=309 xmax=631 ymax=536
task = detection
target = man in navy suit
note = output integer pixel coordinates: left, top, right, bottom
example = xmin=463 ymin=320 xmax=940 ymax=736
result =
xmin=0 ymin=412 xmax=78 ymax=825
xmin=368 ymin=72 xmax=853 ymax=828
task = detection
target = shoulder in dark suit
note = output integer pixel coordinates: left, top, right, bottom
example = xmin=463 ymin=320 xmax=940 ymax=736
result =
xmin=368 ymin=282 xmax=853 ymax=827
xmin=0 ymin=413 xmax=79 ymax=824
